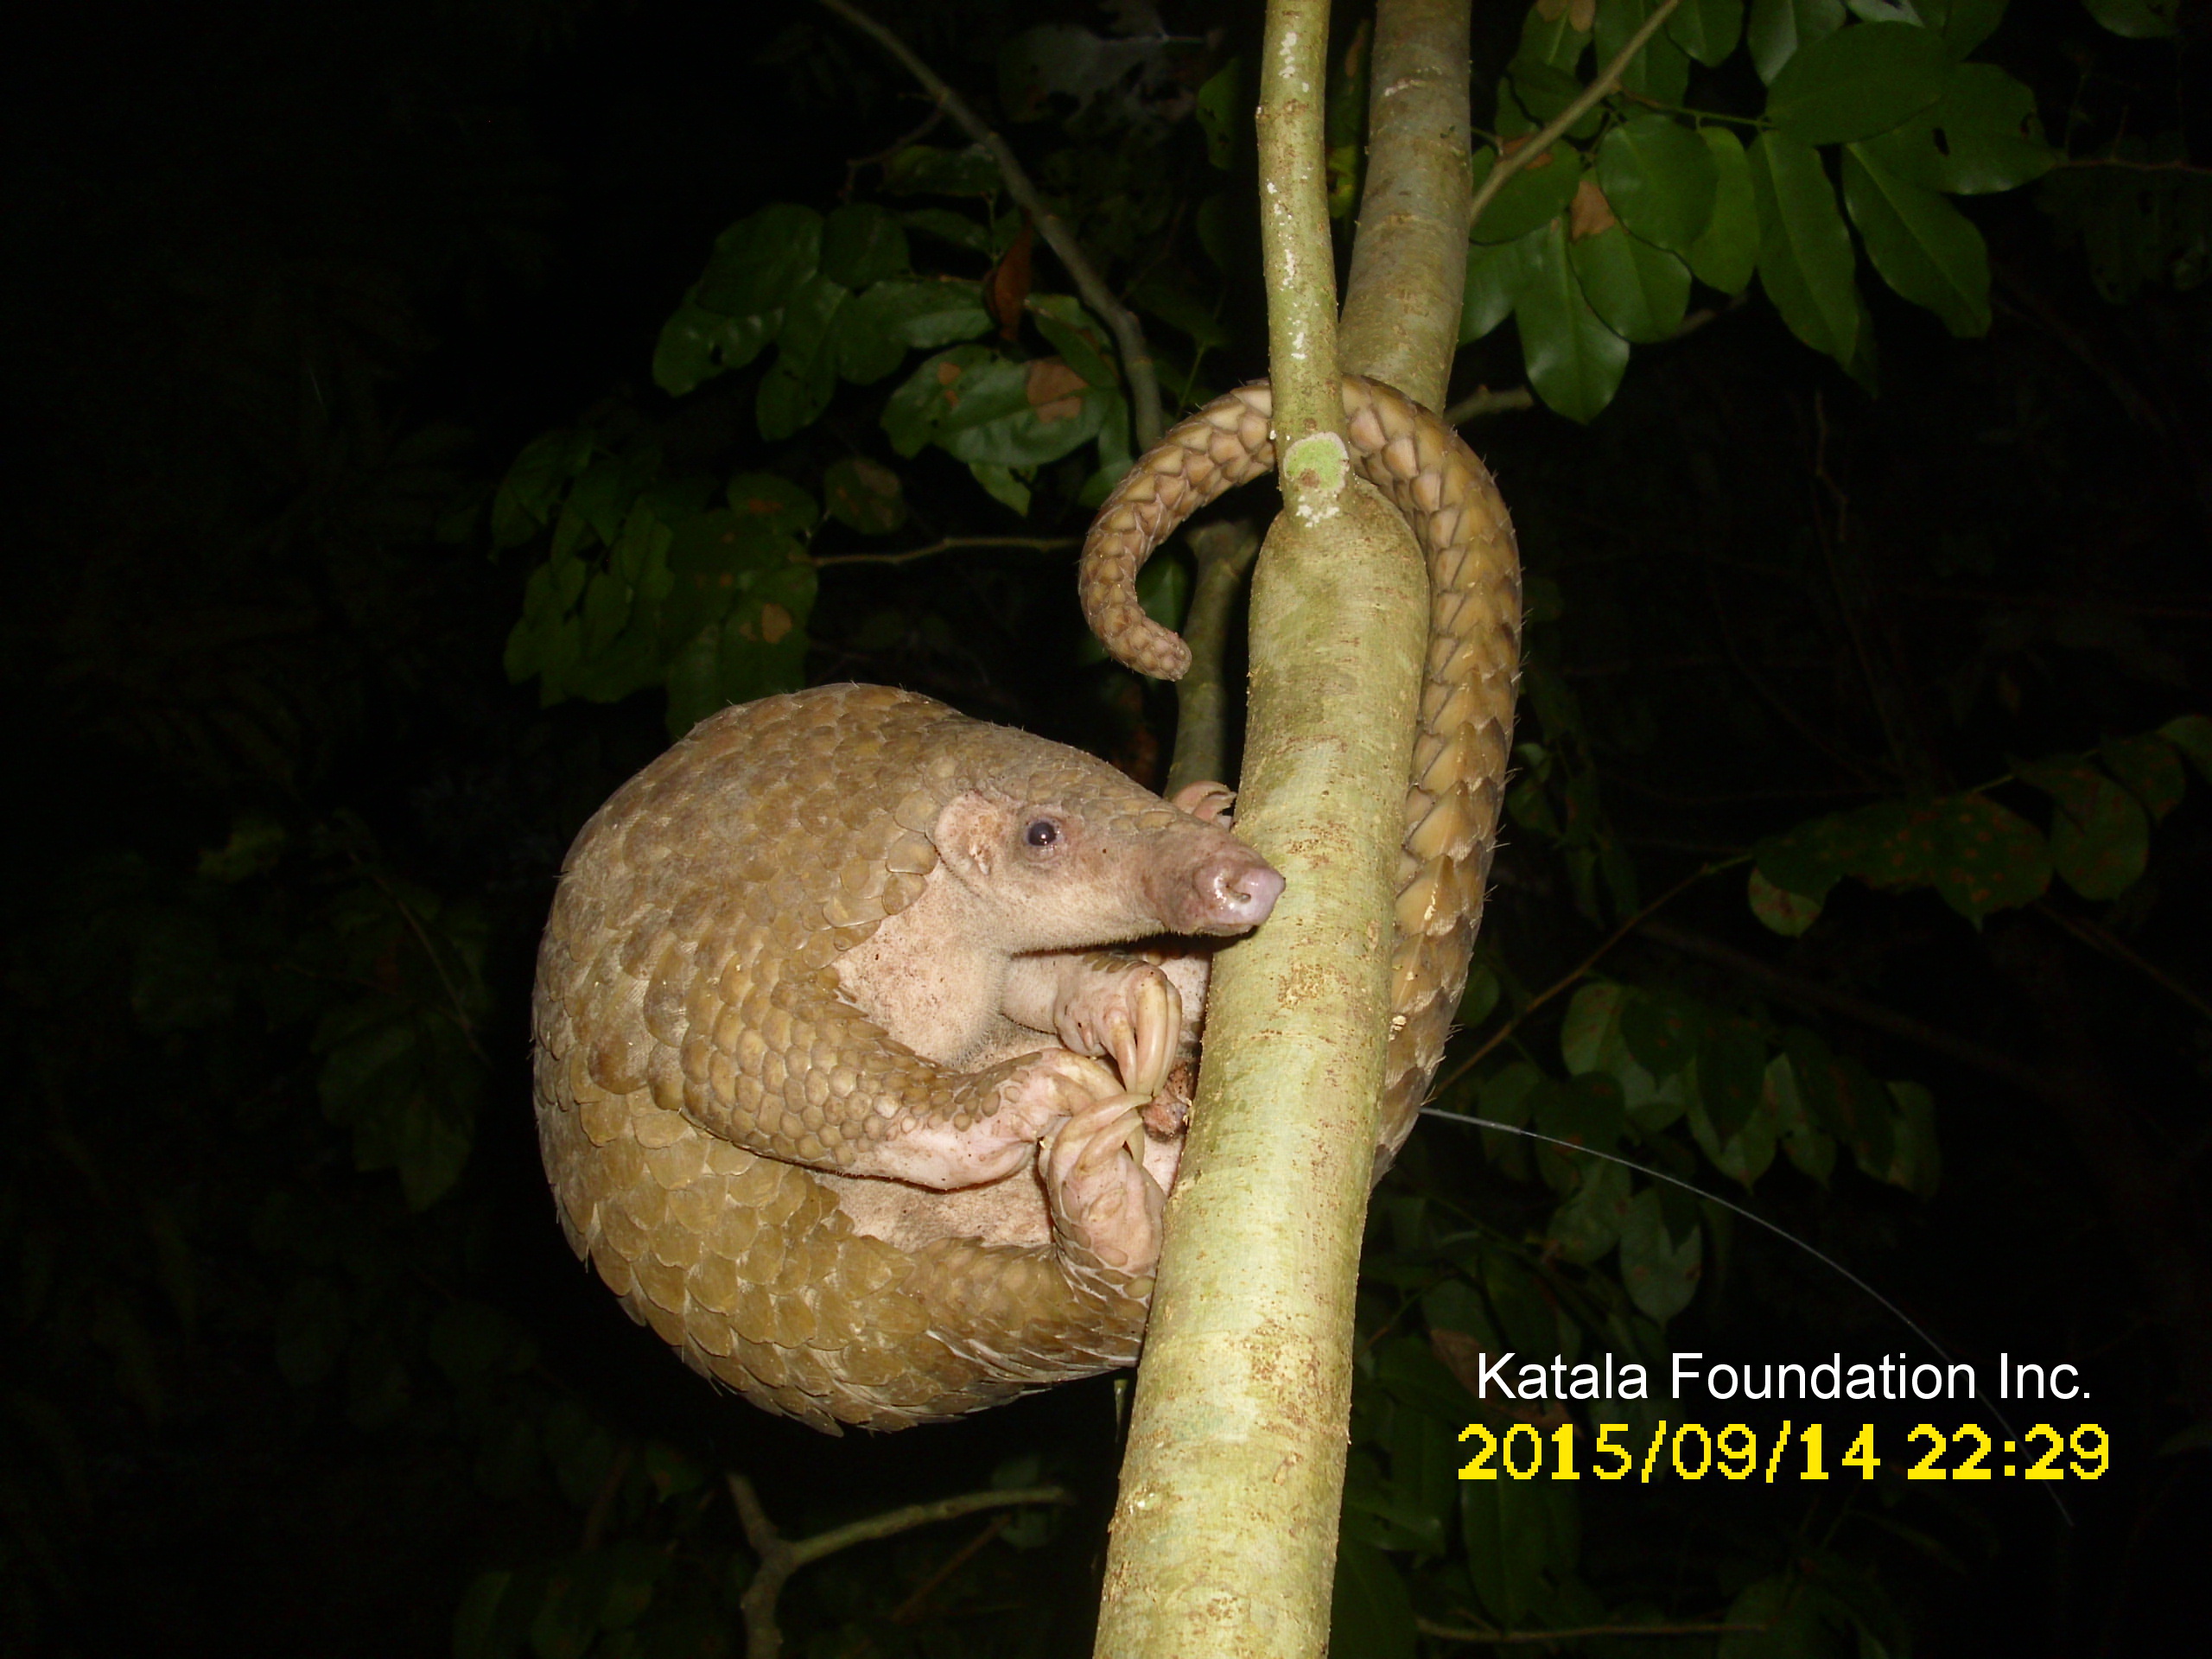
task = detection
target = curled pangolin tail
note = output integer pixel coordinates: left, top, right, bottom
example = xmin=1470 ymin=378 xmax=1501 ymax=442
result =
xmin=1078 ymin=376 xmax=1522 ymax=1165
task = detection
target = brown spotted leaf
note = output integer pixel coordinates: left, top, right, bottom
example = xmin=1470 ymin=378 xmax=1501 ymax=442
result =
xmin=2019 ymin=762 xmax=2148 ymax=900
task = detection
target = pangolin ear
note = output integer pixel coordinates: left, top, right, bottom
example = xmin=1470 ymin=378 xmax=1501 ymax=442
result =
xmin=934 ymin=791 xmax=1008 ymax=880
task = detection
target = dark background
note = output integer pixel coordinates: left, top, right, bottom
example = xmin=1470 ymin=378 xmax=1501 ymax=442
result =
xmin=5 ymin=2 xmax=2208 ymax=1654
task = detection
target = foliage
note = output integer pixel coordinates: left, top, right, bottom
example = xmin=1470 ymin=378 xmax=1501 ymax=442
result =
xmin=1460 ymin=0 xmax=2198 ymax=421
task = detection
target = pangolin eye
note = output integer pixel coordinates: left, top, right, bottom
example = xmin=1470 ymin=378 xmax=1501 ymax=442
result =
xmin=1024 ymin=818 xmax=1060 ymax=849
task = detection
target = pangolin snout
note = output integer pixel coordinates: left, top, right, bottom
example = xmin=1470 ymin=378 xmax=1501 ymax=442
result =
xmin=1162 ymin=842 xmax=1284 ymax=934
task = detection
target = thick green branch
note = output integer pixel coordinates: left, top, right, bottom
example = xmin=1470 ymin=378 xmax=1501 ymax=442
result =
xmin=1337 ymin=0 xmax=1473 ymax=408
xmin=1253 ymin=0 xmax=1345 ymax=490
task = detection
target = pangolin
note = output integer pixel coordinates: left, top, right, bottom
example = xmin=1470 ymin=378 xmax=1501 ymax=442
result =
xmin=531 ymin=374 xmax=1519 ymax=1431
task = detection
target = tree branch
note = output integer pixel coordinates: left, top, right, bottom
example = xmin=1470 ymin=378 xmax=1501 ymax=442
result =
xmin=1469 ymin=0 xmax=1682 ymax=236
xmin=728 ymin=1472 xmax=1069 ymax=1659
xmin=813 ymin=0 xmax=1164 ymax=448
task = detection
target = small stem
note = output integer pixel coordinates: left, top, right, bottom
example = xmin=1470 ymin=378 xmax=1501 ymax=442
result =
xmin=1255 ymin=0 xmax=1344 ymax=474
xmin=812 ymin=533 xmax=1076 ymax=569
xmin=814 ymin=0 xmax=1163 ymax=447
xmin=2034 ymin=900 xmax=2212 ymax=1026
xmin=1469 ymin=0 xmax=1682 ymax=236
xmin=728 ymin=1471 xmax=1070 ymax=1659
xmin=1438 ymin=861 xmax=1722 ymax=1089
xmin=1166 ymin=521 xmax=1262 ymax=796
xmin=1440 ymin=385 xmax=1535 ymax=426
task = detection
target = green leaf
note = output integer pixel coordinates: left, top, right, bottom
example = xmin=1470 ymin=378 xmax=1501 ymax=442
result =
xmin=1747 ymin=0 xmax=1847 ymax=84
xmin=1462 ymin=1474 xmax=1580 ymax=1630
xmin=1535 ymin=1074 xmax=1629 ymax=1196
xmin=1619 ymin=1186 xmax=1702 ymax=1322
xmin=848 ymin=276 xmax=992 ymax=353
xmin=1194 ymin=58 xmax=1245 ymax=169
xmin=1560 ymin=980 xmax=1629 ymax=1078
xmin=1857 ymin=64 xmax=2056 ymax=194
xmin=1571 ymin=226 xmax=1692 ymax=343
xmin=1516 ymin=218 xmax=1631 ymax=423
xmin=929 ymin=358 xmax=1108 ymax=468
xmin=1931 ymin=0 xmax=2008 ymax=56
xmin=2082 ymin=0 xmax=2180 ymax=39
xmin=314 ymin=1003 xmax=479 ymax=1209
xmin=495 ymin=430 xmax=591 ymax=546
xmin=1924 ymin=793 xmax=2051 ymax=919
xmin=1801 ymin=1046 xmax=1897 ymax=1175
xmin=1027 ymin=293 xmax=1118 ymax=389
xmin=1549 ymin=1156 xmax=1635 ymax=1262
xmin=1077 ymin=388 xmax=1136 ymax=506
xmin=1669 ymin=0 xmax=1745 ymax=65
xmin=563 ymin=456 xmax=634 ymax=547
xmin=1749 ymin=130 xmax=1859 ymax=364
xmin=1881 ymin=1080 xmax=1942 ymax=1197
xmin=1471 ymin=142 xmax=1585 ymax=244
xmin=758 ymin=274 xmax=849 ymax=440
xmin=818 ymin=203 xmax=909 ymax=288
xmin=899 ymin=206 xmax=995 ymax=254
xmin=1771 ymin=1054 xmax=1839 ymax=1184
xmin=663 ymin=510 xmax=772 ymax=582
xmin=1747 ymin=865 xmax=1824 ymax=935
xmin=696 ymin=204 xmax=822 ymax=319
xmin=2019 ymin=761 xmax=2151 ymax=899
xmin=727 ymin=472 xmax=817 ymax=536
xmin=831 ymin=314 xmax=905 ymax=389
xmin=1498 ymin=57 xmax=1603 ymax=142
xmin=2162 ymin=715 xmax=2212 ymax=779
xmin=881 ymin=345 xmax=995 ymax=457
xmin=2101 ymin=730 xmax=2186 ymax=822
xmin=1842 ymin=147 xmax=1992 ymax=335
xmin=1330 ymin=1540 xmax=1415 ymax=1659
xmin=1688 ymin=127 xmax=1760 ymax=293
xmin=1597 ymin=0 xmax=1691 ymax=104
xmin=1622 ymin=994 xmax=1698 ymax=1077
xmin=1128 ymin=278 xmax=1232 ymax=348
xmin=822 ymin=456 xmax=907 ymax=536
xmin=883 ymin=143 xmax=1003 ymax=197
xmin=967 ymin=461 xmax=1032 ymax=516
xmin=658 ymin=498 xmax=804 ymax=659
xmin=1520 ymin=3 xmax=1592 ymax=72
xmin=1597 ymin=116 xmax=1720 ymax=252
xmin=651 ymin=301 xmax=726 ymax=397
xmin=1462 ymin=230 xmax=1541 ymax=342
xmin=1696 ymin=1020 xmax=1768 ymax=1141
xmin=1767 ymin=21 xmax=1948 ymax=145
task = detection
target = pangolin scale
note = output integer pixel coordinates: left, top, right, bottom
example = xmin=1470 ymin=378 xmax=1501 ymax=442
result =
xmin=531 ymin=375 xmax=1519 ymax=1431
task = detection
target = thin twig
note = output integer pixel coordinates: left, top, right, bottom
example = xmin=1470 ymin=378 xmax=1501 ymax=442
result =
xmin=888 ymin=1511 xmax=1014 ymax=1624
xmin=1639 ymin=919 xmax=2058 ymax=1101
xmin=728 ymin=1471 xmax=1071 ymax=1659
xmin=1419 ymin=1612 xmax=1774 ymax=1643
xmin=813 ymin=533 xmax=1077 ymax=569
xmin=1468 ymin=0 xmax=1682 ymax=235
xmin=363 ymin=868 xmax=487 ymax=1063
xmin=842 ymin=104 xmax=946 ymax=199
xmin=2034 ymin=900 xmax=2212 ymax=1026
xmin=814 ymin=0 xmax=1163 ymax=448
xmin=1166 ymin=520 xmax=1262 ymax=797
xmin=1438 ymin=861 xmax=1722 ymax=1089
xmin=1441 ymin=385 xmax=1535 ymax=425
